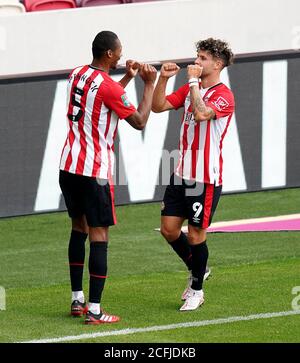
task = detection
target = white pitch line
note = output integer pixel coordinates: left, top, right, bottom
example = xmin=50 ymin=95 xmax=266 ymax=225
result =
xmin=19 ymin=309 xmax=300 ymax=343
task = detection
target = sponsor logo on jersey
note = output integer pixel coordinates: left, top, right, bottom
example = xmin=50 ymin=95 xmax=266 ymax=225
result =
xmin=184 ymin=112 xmax=196 ymax=125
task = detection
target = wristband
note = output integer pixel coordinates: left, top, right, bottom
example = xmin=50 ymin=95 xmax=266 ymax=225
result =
xmin=188 ymin=77 xmax=199 ymax=84
xmin=188 ymin=78 xmax=199 ymax=88
xmin=189 ymin=82 xmax=198 ymax=89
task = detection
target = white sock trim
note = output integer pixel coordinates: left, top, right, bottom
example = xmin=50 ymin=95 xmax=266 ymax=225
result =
xmin=72 ymin=291 xmax=84 ymax=303
xmin=88 ymin=302 xmax=100 ymax=315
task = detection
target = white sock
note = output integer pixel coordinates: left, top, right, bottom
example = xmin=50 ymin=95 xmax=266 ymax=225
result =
xmin=190 ymin=288 xmax=203 ymax=296
xmin=72 ymin=291 xmax=84 ymax=303
xmin=88 ymin=302 xmax=100 ymax=315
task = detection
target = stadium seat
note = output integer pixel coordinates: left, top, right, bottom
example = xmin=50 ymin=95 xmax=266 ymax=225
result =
xmin=0 ymin=0 xmax=26 ymax=14
xmin=80 ymin=0 xmax=126 ymax=6
xmin=130 ymin=0 xmax=158 ymax=2
xmin=23 ymin=0 xmax=76 ymax=11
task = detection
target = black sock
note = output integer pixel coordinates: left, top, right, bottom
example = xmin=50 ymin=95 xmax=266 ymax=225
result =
xmin=168 ymin=232 xmax=192 ymax=271
xmin=68 ymin=230 xmax=88 ymax=292
xmin=89 ymin=241 xmax=108 ymax=304
xmin=190 ymin=241 xmax=209 ymax=290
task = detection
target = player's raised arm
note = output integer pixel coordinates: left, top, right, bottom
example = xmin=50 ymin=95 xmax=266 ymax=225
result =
xmin=187 ymin=64 xmax=216 ymax=122
xmin=152 ymin=63 xmax=180 ymax=113
xmin=125 ymin=63 xmax=157 ymax=130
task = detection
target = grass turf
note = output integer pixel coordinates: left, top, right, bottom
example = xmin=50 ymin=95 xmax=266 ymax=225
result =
xmin=0 ymin=187 xmax=299 ymax=342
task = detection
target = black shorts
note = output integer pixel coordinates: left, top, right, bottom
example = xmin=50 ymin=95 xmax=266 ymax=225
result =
xmin=59 ymin=170 xmax=116 ymax=227
xmin=161 ymin=173 xmax=222 ymax=228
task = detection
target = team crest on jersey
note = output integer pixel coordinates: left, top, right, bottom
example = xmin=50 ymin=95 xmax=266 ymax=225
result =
xmin=212 ymin=96 xmax=229 ymax=111
xmin=121 ymin=93 xmax=131 ymax=107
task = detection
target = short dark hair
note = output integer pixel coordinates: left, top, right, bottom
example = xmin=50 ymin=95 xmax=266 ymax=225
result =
xmin=196 ymin=38 xmax=234 ymax=67
xmin=92 ymin=31 xmax=119 ymax=59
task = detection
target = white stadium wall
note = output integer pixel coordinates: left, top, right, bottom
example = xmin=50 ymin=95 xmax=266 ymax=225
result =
xmin=0 ymin=0 xmax=300 ymax=217
xmin=1 ymin=0 xmax=300 ymax=77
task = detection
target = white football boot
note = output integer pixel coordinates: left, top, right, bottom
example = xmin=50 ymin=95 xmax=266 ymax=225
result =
xmin=180 ymin=289 xmax=204 ymax=311
xmin=204 ymin=266 xmax=211 ymax=281
xmin=181 ymin=266 xmax=211 ymax=301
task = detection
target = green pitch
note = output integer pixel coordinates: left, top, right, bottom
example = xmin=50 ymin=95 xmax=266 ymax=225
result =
xmin=0 ymin=188 xmax=300 ymax=342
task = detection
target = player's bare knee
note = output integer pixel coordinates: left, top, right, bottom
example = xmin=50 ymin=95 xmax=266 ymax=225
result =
xmin=89 ymin=226 xmax=109 ymax=242
xmin=188 ymin=226 xmax=207 ymax=244
xmin=160 ymin=225 xmax=179 ymax=242
xmin=72 ymin=217 xmax=88 ymax=234
xmin=160 ymin=225 xmax=169 ymax=239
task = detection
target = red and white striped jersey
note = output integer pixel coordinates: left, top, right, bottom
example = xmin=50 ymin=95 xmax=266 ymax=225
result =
xmin=60 ymin=65 xmax=136 ymax=179
xmin=166 ymin=82 xmax=235 ymax=186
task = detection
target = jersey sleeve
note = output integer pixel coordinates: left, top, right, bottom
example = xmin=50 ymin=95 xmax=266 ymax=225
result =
xmin=166 ymin=84 xmax=190 ymax=110
xmin=206 ymin=88 xmax=235 ymax=120
xmin=102 ymin=81 xmax=137 ymax=120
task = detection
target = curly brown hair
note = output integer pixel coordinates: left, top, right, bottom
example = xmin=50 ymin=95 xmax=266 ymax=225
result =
xmin=196 ymin=38 xmax=234 ymax=67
